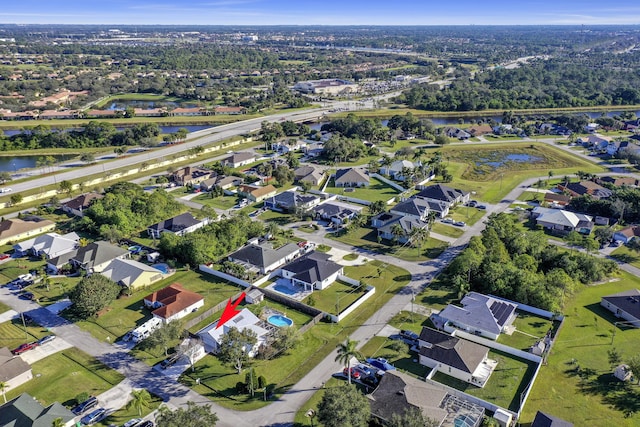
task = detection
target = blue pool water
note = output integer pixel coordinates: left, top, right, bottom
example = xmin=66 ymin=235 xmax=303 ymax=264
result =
xmin=128 ymin=245 xmax=142 ymax=254
xmin=267 ymin=315 xmax=293 ymax=328
xmin=152 ymin=263 xmax=169 ymax=274
xmin=273 ymin=283 xmax=298 ymax=296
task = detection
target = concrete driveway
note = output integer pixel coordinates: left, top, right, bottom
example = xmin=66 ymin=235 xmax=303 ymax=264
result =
xmin=19 ymin=336 xmax=73 ymax=364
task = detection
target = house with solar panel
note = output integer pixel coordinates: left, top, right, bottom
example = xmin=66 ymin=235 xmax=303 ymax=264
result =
xmin=431 ymin=292 xmax=518 ymax=340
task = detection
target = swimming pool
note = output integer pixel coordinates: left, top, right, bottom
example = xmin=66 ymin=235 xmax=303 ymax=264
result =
xmin=267 ymin=315 xmax=293 ymax=327
xmin=273 ymin=283 xmax=298 ymax=296
xmin=152 ymin=263 xmax=169 ymax=274
xmin=128 ymin=245 xmax=142 ymax=254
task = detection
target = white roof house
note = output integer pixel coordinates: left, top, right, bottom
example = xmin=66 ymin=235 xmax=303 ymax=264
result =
xmin=197 ymin=308 xmax=270 ymax=357
xmin=532 ymin=207 xmax=593 ymax=234
xmin=380 ymin=160 xmax=418 ymax=181
xmin=13 ymin=232 xmax=79 ymax=259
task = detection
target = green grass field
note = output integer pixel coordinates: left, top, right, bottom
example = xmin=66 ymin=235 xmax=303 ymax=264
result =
xmin=430 ymin=222 xmax=465 ymax=239
xmin=521 ymin=272 xmax=640 ymax=426
xmin=3 ymin=348 xmax=125 ymax=407
xmin=497 ymin=312 xmax=555 ymax=351
xmin=329 ymin=226 xmax=448 ymax=262
xmin=610 ymin=246 xmax=640 ymax=270
xmin=302 ymin=280 xmax=365 ymax=315
xmin=96 ymin=394 xmax=163 ymax=427
xmin=359 ymin=335 xmax=431 ymax=380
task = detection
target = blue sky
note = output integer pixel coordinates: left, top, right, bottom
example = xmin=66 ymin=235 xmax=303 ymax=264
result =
xmin=3 ymin=1 xmax=640 ymax=25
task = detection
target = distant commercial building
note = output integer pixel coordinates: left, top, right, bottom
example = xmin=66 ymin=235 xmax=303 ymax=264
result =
xmin=293 ymin=79 xmax=358 ymax=96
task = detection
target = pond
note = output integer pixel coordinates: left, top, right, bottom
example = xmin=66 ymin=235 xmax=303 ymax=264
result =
xmin=0 ymin=154 xmax=75 ymax=172
xmin=475 ymin=152 xmax=543 ymax=169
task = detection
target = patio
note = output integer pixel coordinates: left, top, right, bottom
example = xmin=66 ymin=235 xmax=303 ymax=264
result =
xmin=470 ymin=357 xmax=498 ymax=388
xmin=266 ymin=277 xmax=312 ymax=301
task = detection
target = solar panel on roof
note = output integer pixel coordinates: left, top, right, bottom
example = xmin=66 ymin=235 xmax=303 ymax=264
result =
xmin=490 ymin=301 xmax=514 ymax=326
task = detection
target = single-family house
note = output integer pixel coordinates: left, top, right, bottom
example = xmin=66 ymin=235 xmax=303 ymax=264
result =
xmin=334 ymin=168 xmax=370 ymax=188
xmin=578 ymin=134 xmax=610 ymax=151
xmin=614 ymin=364 xmax=633 ymax=382
xmin=100 ymin=258 xmax=165 ymax=289
xmin=148 ymin=212 xmax=211 ymax=239
xmin=61 ymin=193 xmax=103 ymax=217
xmin=304 ymin=141 xmax=325 ymax=158
xmin=197 ymin=308 xmax=270 ymax=356
xmin=585 ymin=123 xmax=599 ymax=133
xmin=544 ymin=193 xmax=572 ymax=207
xmin=601 ymin=289 xmax=640 ymax=327
xmin=557 ymin=181 xmax=612 ymax=200
xmin=442 ymin=127 xmax=470 ymax=140
xmin=144 ymin=283 xmax=204 ymax=323
xmin=264 ymin=191 xmax=321 ymax=213
xmin=237 ymin=184 xmax=277 ymax=203
xmin=368 ymin=370 xmax=484 ymax=427
xmin=0 ymin=218 xmax=55 ymax=246
xmin=294 ymin=165 xmax=325 ymax=186
xmin=390 ymin=198 xmax=431 ymax=222
xmin=431 ymin=292 xmax=517 ymax=340
xmin=373 ymin=214 xmax=429 ymax=244
xmin=380 ymin=160 xmax=417 ymax=181
xmin=418 ymin=327 xmax=497 ymax=388
xmin=14 ymin=232 xmax=79 ymax=259
xmin=532 ymin=207 xmax=594 ymax=235
xmin=199 ymin=175 xmax=243 ymax=192
xmin=228 ymin=241 xmax=301 ymax=274
xmin=531 ymin=411 xmax=574 ymax=427
xmin=221 ymin=152 xmax=256 ymax=168
xmin=280 ymin=251 xmax=343 ymax=291
xmin=170 ymin=107 xmax=207 ymax=116
xmin=467 ymin=124 xmax=493 ymax=136
xmin=0 ymin=347 xmax=32 ymax=390
xmin=313 ymin=201 xmax=363 ymax=226
xmin=415 ymin=184 xmax=469 ymax=208
xmin=613 ymin=226 xmax=640 ymax=244
xmin=271 ymin=139 xmax=307 ymax=154
xmin=171 ymin=166 xmax=213 ymax=186
xmin=0 ymin=393 xmax=75 ymax=427
xmin=598 ymin=176 xmax=639 ymax=187
xmin=69 ymin=241 xmax=129 ymax=273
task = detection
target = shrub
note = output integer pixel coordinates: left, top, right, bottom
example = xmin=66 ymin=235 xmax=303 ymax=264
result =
xmin=75 ymin=392 xmax=90 ymax=405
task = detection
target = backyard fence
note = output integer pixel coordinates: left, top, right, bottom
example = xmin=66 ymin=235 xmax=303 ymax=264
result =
xmin=298 ymin=312 xmax=325 ymax=335
xmin=184 ymin=291 xmax=245 ymax=330
xmin=370 ymin=173 xmax=407 ymax=192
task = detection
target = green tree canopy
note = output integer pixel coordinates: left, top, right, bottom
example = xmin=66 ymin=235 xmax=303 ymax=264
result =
xmin=317 ymin=384 xmax=370 ymax=427
xmin=156 ymin=402 xmax=218 ymax=427
xmin=69 ymin=274 xmax=121 ymax=319
xmin=218 ymin=326 xmax=258 ymax=374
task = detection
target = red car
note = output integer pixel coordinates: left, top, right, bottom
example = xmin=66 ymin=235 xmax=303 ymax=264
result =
xmin=0 ymin=254 xmax=10 ymax=261
xmin=11 ymin=342 xmax=39 ymax=355
xmin=343 ymin=367 xmax=361 ymax=380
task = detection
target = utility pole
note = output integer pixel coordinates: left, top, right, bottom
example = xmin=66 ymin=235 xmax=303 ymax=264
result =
xmin=20 ymin=312 xmax=27 ymax=339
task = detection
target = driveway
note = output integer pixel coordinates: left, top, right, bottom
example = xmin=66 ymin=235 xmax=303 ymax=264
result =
xmin=19 ymin=336 xmax=73 ymax=364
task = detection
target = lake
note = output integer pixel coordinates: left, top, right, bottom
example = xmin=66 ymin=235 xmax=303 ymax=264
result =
xmin=0 ymin=154 xmax=74 ymax=172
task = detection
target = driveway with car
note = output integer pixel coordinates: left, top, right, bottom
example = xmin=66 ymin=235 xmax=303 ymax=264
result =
xmin=19 ymin=335 xmax=73 ymax=364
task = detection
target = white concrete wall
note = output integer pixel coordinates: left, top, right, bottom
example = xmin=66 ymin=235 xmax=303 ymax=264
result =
xmin=453 ymin=330 xmax=543 ymax=364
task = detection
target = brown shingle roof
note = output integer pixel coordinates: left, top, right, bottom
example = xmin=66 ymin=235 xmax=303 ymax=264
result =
xmin=0 ymin=218 xmax=55 ymax=241
xmin=62 ymin=193 xmax=103 ymax=210
xmin=144 ymin=283 xmax=203 ymax=320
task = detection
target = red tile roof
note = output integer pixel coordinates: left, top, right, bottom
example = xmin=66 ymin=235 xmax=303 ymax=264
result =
xmin=144 ymin=283 xmax=203 ymax=320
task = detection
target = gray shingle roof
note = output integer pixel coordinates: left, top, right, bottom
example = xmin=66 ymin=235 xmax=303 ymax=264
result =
xmin=391 ymin=198 xmax=430 ymax=217
xmin=532 ymin=411 xmax=574 ymax=427
xmin=313 ymin=202 xmax=361 ymax=219
xmin=416 ymin=184 xmax=468 ymax=204
xmin=229 ymin=242 xmax=300 ymax=269
xmin=437 ymin=292 xmax=517 ymax=335
xmin=71 ymin=241 xmax=129 ymax=269
xmin=334 ymin=168 xmax=369 ymax=184
xmin=0 ymin=393 xmax=74 ymax=427
xmin=267 ymin=191 xmax=319 ymax=210
xmin=281 ymin=251 xmax=342 ymax=285
xmin=602 ymin=289 xmax=640 ymax=322
xmin=148 ymin=212 xmax=201 ymax=233
xmin=0 ymin=347 xmax=30 ymax=383
xmin=418 ymin=327 xmax=489 ymax=373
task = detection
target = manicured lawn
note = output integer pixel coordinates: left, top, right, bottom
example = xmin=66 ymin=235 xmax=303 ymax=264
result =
xmin=27 ymin=277 xmax=80 ymax=306
xmin=325 ymin=177 xmax=401 ymax=203
xmin=388 ymin=310 xmax=435 ymax=335
xmin=302 ymin=280 xmax=365 ymax=315
xmin=0 ymin=318 xmax=51 ymax=351
xmin=96 ymin=394 xmax=163 ymax=427
xmin=3 ymin=348 xmax=125 ymax=407
xmin=258 ymin=209 xmax=294 ymax=225
xmin=0 ymin=258 xmax=46 ymax=284
xmin=298 ymin=224 xmax=317 ymax=233
xmin=416 ymin=276 xmax=458 ymax=311
xmin=417 ymin=143 xmax=604 ymax=203
xmin=448 ymin=205 xmax=487 ymax=226
xmin=359 ymin=335 xmax=431 ymax=380
xmin=182 ymin=260 xmax=411 ymax=411
xmin=520 ymin=272 xmax=640 ymax=426
xmin=431 ymin=222 xmax=464 ymax=239
xmin=342 ymin=253 xmax=358 ymax=261
xmin=293 ymin=377 xmax=343 ymax=427
xmin=329 ymin=226 xmax=448 ymax=262
xmin=0 ymin=301 xmax=10 ymax=314
xmin=497 ymin=312 xmax=555 ymax=351
xmin=432 ymin=349 xmax=537 ymax=412
xmin=610 ymin=245 xmax=640 ymax=270
xmin=194 ymin=193 xmax=240 ymax=211
xmin=73 ymin=269 xmax=241 ymax=343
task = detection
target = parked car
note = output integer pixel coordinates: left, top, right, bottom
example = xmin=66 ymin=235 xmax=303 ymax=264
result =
xmin=366 ymin=357 xmax=395 ymax=372
xmin=72 ymin=396 xmax=99 ymax=415
xmin=38 ymin=335 xmax=56 ymax=346
xmin=138 ymin=421 xmax=155 ymax=427
xmin=123 ymin=418 xmax=143 ymax=427
xmin=80 ymin=407 xmax=106 ymax=425
xmin=19 ymin=292 xmax=35 ymax=300
xmin=400 ymin=330 xmax=419 ymax=341
xmin=343 ymin=367 xmax=361 ymax=380
xmin=360 ymin=375 xmax=379 ymax=388
xmin=468 ymin=200 xmax=478 ymax=207
xmin=160 ymin=354 xmax=181 ymax=370
xmin=11 ymin=341 xmax=39 ymax=355
xmin=442 ymin=218 xmax=454 ymax=224
xmin=0 ymin=254 xmax=10 ymax=261
xmin=355 ymin=363 xmax=372 ymax=376
xmin=122 ymin=331 xmax=133 ymax=342
xmin=476 ymin=205 xmax=487 ymax=210
xmin=0 ymin=188 xmax=13 ymax=193
xmin=454 ymin=221 xmax=466 ymax=227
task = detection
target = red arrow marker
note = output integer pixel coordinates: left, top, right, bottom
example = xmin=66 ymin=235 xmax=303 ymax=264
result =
xmin=215 ymin=292 xmax=246 ymax=329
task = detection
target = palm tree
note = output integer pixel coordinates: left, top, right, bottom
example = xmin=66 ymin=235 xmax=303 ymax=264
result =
xmin=380 ymin=155 xmax=393 ymax=177
xmin=0 ymin=381 xmax=8 ymax=403
xmin=391 ymin=223 xmax=405 ymax=246
xmin=335 ymin=339 xmax=362 ymax=385
xmin=409 ymin=226 xmax=429 ymax=248
xmin=51 ymin=417 xmax=64 ymax=427
xmin=128 ymin=389 xmax=151 ymax=417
